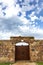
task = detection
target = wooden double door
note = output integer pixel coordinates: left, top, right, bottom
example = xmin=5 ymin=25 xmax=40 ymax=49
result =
xmin=15 ymin=46 xmax=30 ymax=61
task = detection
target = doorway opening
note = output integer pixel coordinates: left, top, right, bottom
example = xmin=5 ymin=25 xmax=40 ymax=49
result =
xmin=15 ymin=42 xmax=30 ymax=61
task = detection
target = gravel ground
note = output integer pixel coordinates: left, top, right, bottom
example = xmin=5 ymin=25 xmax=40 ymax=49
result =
xmin=12 ymin=61 xmax=36 ymax=65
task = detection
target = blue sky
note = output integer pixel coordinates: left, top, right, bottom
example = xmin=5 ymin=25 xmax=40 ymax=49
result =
xmin=0 ymin=0 xmax=43 ymax=40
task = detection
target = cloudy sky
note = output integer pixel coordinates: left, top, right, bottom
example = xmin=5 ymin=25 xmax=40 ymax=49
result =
xmin=0 ymin=0 xmax=43 ymax=40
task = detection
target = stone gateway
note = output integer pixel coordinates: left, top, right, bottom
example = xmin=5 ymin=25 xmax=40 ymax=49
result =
xmin=0 ymin=36 xmax=43 ymax=62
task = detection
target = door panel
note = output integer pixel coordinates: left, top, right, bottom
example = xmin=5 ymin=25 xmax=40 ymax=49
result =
xmin=15 ymin=46 xmax=30 ymax=60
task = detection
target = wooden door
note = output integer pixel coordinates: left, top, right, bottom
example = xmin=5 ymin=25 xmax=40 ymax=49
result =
xmin=15 ymin=46 xmax=30 ymax=60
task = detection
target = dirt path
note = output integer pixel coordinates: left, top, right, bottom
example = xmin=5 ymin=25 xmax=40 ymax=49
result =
xmin=12 ymin=61 xmax=37 ymax=65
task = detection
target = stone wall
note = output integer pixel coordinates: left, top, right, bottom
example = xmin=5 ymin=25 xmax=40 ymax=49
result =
xmin=0 ymin=36 xmax=43 ymax=62
xmin=0 ymin=40 xmax=15 ymax=62
xmin=30 ymin=40 xmax=43 ymax=61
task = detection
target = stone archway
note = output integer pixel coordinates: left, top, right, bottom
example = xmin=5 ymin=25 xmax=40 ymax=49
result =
xmin=15 ymin=42 xmax=30 ymax=61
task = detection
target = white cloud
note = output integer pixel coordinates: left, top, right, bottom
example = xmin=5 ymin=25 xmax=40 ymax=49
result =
xmin=1 ymin=0 xmax=14 ymax=6
xmin=36 ymin=28 xmax=43 ymax=34
xmin=19 ymin=16 xmax=29 ymax=24
xmin=18 ymin=24 xmax=43 ymax=39
xmin=18 ymin=25 xmax=29 ymax=32
xmin=0 ymin=6 xmax=4 ymax=18
xmin=0 ymin=0 xmax=43 ymax=40
xmin=4 ymin=4 xmax=21 ymax=18
xmin=21 ymin=12 xmax=26 ymax=16
xmin=0 ymin=0 xmax=21 ymax=18
xmin=22 ymin=4 xmax=35 ymax=12
xmin=29 ymin=11 xmax=39 ymax=21
xmin=0 ymin=10 xmax=3 ymax=18
xmin=30 ymin=27 xmax=43 ymax=35
xmin=34 ymin=28 xmax=43 ymax=40
xmin=19 ymin=15 xmax=33 ymax=25
xmin=31 ymin=16 xmax=38 ymax=21
xmin=35 ymin=2 xmax=43 ymax=14
xmin=40 ymin=16 xmax=43 ymax=22
xmin=35 ymin=0 xmax=39 ymax=3
xmin=0 ymin=31 xmax=21 ymax=40
xmin=23 ymin=0 xmax=30 ymax=5
xmin=36 ymin=7 xmax=42 ymax=14
xmin=30 ymin=11 xmax=35 ymax=17
xmin=0 ymin=16 xmax=43 ymax=40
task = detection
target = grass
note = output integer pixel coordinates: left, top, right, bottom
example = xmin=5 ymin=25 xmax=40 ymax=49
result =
xmin=36 ymin=62 xmax=43 ymax=65
xmin=0 ymin=62 xmax=43 ymax=65
xmin=0 ymin=62 xmax=13 ymax=65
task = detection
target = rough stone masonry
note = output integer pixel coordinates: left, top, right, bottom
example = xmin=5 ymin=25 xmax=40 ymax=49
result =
xmin=0 ymin=36 xmax=43 ymax=62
